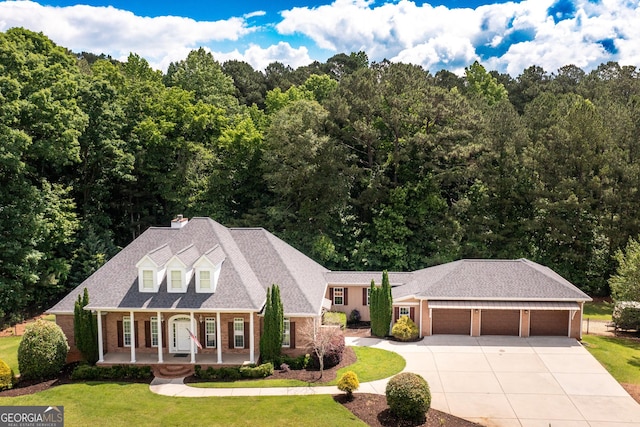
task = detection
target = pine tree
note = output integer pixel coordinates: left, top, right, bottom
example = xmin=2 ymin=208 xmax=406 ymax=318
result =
xmin=73 ymin=288 xmax=99 ymax=364
xmin=259 ymin=285 xmax=284 ymax=362
xmin=381 ymin=271 xmax=393 ymax=336
xmin=369 ymin=280 xmax=382 ymax=336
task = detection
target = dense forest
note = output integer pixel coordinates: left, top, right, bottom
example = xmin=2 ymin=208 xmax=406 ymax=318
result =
xmin=2 ymin=28 xmax=640 ymax=325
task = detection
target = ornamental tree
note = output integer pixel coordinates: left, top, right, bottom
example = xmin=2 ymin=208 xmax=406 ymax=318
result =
xmin=370 ymin=271 xmax=393 ymax=337
xmin=74 ymin=288 xmax=99 ymax=364
xmin=259 ymin=285 xmax=284 ymax=363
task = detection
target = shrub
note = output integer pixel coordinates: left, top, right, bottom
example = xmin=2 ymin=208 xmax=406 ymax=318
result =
xmin=391 ymin=315 xmax=419 ymax=341
xmin=193 ymin=365 xmax=241 ymax=381
xmin=18 ymin=319 xmax=70 ymax=380
xmin=310 ymin=332 xmax=345 ymax=369
xmin=324 ymin=311 xmax=347 ymax=329
xmin=385 ymin=372 xmax=431 ymax=421
xmin=0 ymin=359 xmax=15 ymax=391
xmin=273 ymin=354 xmax=310 ymax=370
xmin=71 ymin=364 xmax=152 ymax=380
xmin=337 ymin=371 xmax=359 ymax=400
xmin=348 ymin=309 xmax=361 ymax=324
xmin=240 ymin=362 xmax=274 ymax=378
xmin=612 ymin=302 xmax=640 ymax=331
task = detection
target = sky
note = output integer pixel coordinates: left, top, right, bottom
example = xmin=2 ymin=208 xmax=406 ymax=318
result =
xmin=0 ymin=0 xmax=638 ymax=75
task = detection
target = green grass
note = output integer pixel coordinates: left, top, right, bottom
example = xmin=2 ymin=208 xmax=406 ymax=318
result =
xmin=582 ymin=335 xmax=640 ymax=384
xmin=1 ymin=383 xmax=366 ymax=426
xmin=583 ymin=301 xmax=614 ymax=320
xmin=0 ymin=335 xmax=21 ymax=374
xmin=193 ymin=346 xmax=405 ymax=389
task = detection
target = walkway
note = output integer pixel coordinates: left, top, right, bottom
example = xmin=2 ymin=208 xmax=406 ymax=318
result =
xmin=150 ymin=336 xmax=640 ymax=426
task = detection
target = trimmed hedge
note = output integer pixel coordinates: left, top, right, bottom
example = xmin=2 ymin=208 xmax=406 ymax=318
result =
xmin=0 ymin=359 xmax=15 ymax=391
xmin=391 ymin=315 xmax=419 ymax=341
xmin=274 ymin=354 xmax=310 ymax=370
xmin=71 ymin=364 xmax=153 ymax=380
xmin=324 ymin=311 xmax=347 ymax=329
xmin=385 ymin=372 xmax=431 ymax=421
xmin=18 ymin=319 xmax=69 ymax=380
xmin=612 ymin=302 xmax=640 ymax=331
xmin=194 ymin=363 xmax=275 ymax=380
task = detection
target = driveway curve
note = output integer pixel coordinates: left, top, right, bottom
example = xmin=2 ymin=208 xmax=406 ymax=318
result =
xmin=150 ymin=335 xmax=640 ymax=426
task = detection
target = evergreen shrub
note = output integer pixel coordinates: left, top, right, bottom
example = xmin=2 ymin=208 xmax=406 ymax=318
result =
xmin=391 ymin=315 xmax=419 ymax=341
xmin=385 ymin=372 xmax=431 ymax=421
xmin=18 ymin=319 xmax=69 ymax=380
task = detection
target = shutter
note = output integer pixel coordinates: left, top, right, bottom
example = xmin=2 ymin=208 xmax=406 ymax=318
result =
xmin=344 ymin=288 xmax=349 ymax=305
xmin=144 ymin=321 xmax=151 ymax=347
xmin=362 ymin=288 xmax=367 ymax=305
xmin=244 ymin=322 xmax=249 ymax=349
xmin=134 ymin=321 xmax=139 ymax=348
xmin=228 ymin=322 xmax=233 ymax=348
xmin=290 ymin=322 xmax=296 ymax=349
xmin=162 ymin=321 xmax=167 ymax=348
xmin=200 ymin=321 xmax=206 ymax=348
xmin=329 ymin=288 xmax=334 ymax=302
xmin=394 ymin=307 xmax=400 ymax=322
xmin=410 ymin=307 xmax=415 ymax=322
xmin=117 ymin=320 xmax=123 ymax=347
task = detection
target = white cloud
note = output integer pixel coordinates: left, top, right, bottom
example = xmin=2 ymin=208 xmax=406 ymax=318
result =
xmin=243 ymin=42 xmax=313 ymax=70
xmin=0 ymin=0 xmax=255 ymax=69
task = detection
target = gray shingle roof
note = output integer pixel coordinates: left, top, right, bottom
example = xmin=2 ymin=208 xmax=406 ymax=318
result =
xmin=393 ymin=259 xmax=591 ymax=301
xmin=49 ymin=218 xmax=326 ymax=315
xmin=324 ymin=271 xmax=413 ymax=286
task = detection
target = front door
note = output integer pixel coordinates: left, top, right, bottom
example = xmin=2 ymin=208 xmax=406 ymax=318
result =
xmin=171 ymin=317 xmax=192 ymax=353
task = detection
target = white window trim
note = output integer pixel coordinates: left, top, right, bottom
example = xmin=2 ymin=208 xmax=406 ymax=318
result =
xmin=167 ymin=268 xmax=187 ymax=293
xmin=198 ymin=270 xmax=212 ymax=291
xmin=366 ymin=288 xmax=371 ymax=306
xmin=142 ymin=270 xmax=154 ymax=290
xmin=399 ymin=307 xmax=410 ymax=317
xmin=234 ymin=317 xmax=244 ymax=349
xmin=205 ymin=317 xmax=216 ymax=348
xmin=333 ymin=287 xmax=344 ymax=305
xmin=123 ymin=316 xmax=132 ymax=347
xmin=282 ymin=318 xmax=290 ymax=348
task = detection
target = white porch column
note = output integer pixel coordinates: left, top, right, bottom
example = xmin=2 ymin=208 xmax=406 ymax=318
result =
xmin=129 ymin=311 xmax=136 ymax=363
xmin=216 ymin=312 xmax=222 ymax=364
xmin=97 ymin=310 xmax=104 ymax=363
xmin=189 ymin=311 xmax=196 ymax=364
xmin=157 ymin=311 xmax=163 ymax=363
xmin=249 ymin=313 xmax=255 ymax=363
xmin=419 ymin=301 xmax=423 ymax=338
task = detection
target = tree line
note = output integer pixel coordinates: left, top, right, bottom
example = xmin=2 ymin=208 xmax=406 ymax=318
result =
xmin=2 ymin=27 xmax=640 ymax=324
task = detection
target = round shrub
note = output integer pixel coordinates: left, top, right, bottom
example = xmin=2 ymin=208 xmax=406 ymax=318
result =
xmin=0 ymin=359 xmax=15 ymax=391
xmin=385 ymin=372 xmax=431 ymax=421
xmin=337 ymin=370 xmax=359 ymax=400
xmin=18 ymin=319 xmax=69 ymax=380
xmin=391 ymin=315 xmax=419 ymax=341
xmin=348 ymin=309 xmax=361 ymax=324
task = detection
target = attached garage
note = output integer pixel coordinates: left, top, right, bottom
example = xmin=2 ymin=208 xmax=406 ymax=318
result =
xmin=480 ymin=309 xmax=520 ymax=336
xmin=529 ymin=310 xmax=570 ymax=336
xmin=432 ymin=309 xmax=471 ymax=335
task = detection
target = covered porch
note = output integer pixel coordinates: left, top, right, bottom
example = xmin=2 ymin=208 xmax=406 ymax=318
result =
xmin=98 ymin=351 xmax=253 ymax=366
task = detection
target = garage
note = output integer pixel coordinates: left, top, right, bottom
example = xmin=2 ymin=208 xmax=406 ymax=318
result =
xmin=432 ymin=309 xmax=471 ymax=335
xmin=529 ymin=310 xmax=570 ymax=336
xmin=480 ymin=309 xmax=520 ymax=336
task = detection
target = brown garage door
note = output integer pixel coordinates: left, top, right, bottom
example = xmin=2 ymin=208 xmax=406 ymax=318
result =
xmin=529 ymin=310 xmax=569 ymax=336
xmin=432 ymin=309 xmax=471 ymax=335
xmin=480 ymin=310 xmax=520 ymax=336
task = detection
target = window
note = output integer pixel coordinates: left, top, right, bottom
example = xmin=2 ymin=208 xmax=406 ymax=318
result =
xmin=142 ymin=270 xmax=154 ymax=290
xmin=234 ymin=318 xmax=244 ymax=348
xmin=333 ymin=287 xmax=344 ymax=305
xmin=170 ymin=270 xmax=182 ymax=289
xmin=150 ymin=316 xmax=159 ymax=347
xmin=123 ymin=316 xmax=132 ymax=347
xmin=282 ymin=318 xmax=290 ymax=348
xmin=399 ymin=307 xmax=410 ymax=317
xmin=366 ymin=288 xmax=371 ymax=306
xmin=199 ymin=270 xmax=211 ymax=290
xmin=205 ymin=318 xmax=216 ymax=348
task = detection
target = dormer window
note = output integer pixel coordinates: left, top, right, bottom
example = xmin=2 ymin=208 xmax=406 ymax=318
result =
xmin=199 ymin=270 xmax=211 ymax=290
xmin=135 ymin=252 xmax=165 ymax=293
xmin=142 ymin=270 xmax=154 ymax=290
xmin=194 ymin=246 xmax=225 ymax=293
xmin=170 ymin=269 xmax=183 ymax=290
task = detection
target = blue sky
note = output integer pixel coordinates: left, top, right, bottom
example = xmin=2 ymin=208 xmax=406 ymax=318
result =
xmin=1 ymin=0 xmax=638 ymax=75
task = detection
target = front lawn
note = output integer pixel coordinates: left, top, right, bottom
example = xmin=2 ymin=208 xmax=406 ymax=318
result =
xmin=192 ymin=346 xmax=405 ymax=389
xmin=583 ymin=301 xmax=614 ymax=321
xmin=582 ymin=335 xmax=640 ymax=384
xmin=1 ymin=383 xmax=366 ymax=426
xmin=0 ymin=336 xmax=21 ymax=374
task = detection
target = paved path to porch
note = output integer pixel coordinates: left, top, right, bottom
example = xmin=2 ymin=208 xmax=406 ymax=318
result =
xmin=150 ymin=336 xmax=640 ymax=427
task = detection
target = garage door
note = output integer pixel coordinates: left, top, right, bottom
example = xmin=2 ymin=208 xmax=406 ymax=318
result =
xmin=480 ymin=310 xmax=520 ymax=336
xmin=432 ymin=309 xmax=471 ymax=335
xmin=529 ymin=310 xmax=569 ymax=336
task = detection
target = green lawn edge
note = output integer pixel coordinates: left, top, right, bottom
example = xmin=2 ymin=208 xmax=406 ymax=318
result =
xmin=0 ymin=335 xmax=21 ymax=374
xmin=191 ymin=346 xmax=405 ymax=389
xmin=581 ymin=335 xmax=640 ymax=385
xmin=583 ymin=301 xmax=614 ymax=321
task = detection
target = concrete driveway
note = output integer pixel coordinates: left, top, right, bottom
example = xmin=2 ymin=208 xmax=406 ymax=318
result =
xmin=347 ymin=335 xmax=640 ymax=427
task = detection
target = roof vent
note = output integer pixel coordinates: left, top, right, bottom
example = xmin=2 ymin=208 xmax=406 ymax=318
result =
xmin=171 ymin=214 xmax=188 ymax=229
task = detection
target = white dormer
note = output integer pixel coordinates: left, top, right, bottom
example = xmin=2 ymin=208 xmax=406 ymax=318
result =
xmin=135 ymin=255 xmax=164 ymax=293
xmin=166 ymin=255 xmax=190 ymax=293
xmin=194 ymin=246 xmax=225 ymax=293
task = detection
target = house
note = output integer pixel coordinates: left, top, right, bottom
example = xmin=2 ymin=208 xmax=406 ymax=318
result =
xmin=50 ymin=217 xmax=591 ymax=366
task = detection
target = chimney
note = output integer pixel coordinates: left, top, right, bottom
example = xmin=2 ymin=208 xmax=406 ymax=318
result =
xmin=171 ymin=214 xmax=188 ymax=229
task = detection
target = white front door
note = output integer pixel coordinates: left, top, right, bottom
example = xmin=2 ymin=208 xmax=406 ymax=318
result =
xmin=171 ymin=318 xmax=192 ymax=353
